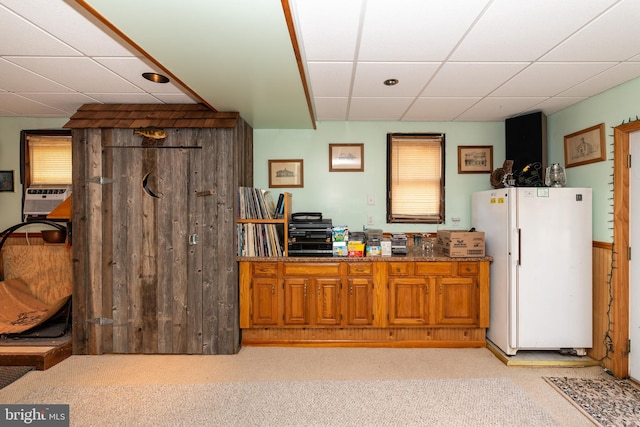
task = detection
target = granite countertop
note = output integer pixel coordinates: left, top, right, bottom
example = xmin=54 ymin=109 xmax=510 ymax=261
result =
xmin=237 ymin=254 xmax=492 ymax=262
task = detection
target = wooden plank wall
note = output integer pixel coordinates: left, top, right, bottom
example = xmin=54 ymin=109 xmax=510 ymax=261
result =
xmin=590 ymin=242 xmax=614 ymax=372
xmin=71 ymin=119 xmax=252 ymax=355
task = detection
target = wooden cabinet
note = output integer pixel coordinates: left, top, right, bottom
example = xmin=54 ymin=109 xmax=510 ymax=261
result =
xmin=239 ymin=257 xmax=490 ymax=348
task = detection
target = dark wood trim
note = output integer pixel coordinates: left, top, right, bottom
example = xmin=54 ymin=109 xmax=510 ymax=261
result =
xmin=593 ymin=241 xmax=613 ymax=250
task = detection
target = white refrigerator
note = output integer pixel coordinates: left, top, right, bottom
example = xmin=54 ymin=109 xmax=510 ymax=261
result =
xmin=471 ymin=187 xmax=592 ymax=356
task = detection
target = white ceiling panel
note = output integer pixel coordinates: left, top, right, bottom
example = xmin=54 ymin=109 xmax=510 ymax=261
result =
xmin=359 ymin=0 xmax=490 ymax=61
xmin=450 ymin=0 xmax=618 ymax=61
xmin=492 ymin=63 xmax=616 ymax=97
xmin=422 ymin=63 xmax=528 ymax=97
xmin=456 ymin=97 xmax=548 ymax=121
xmin=94 ymin=57 xmax=191 ymax=95
xmin=352 ymin=62 xmax=440 ymax=97
xmin=529 ymin=97 xmax=589 ymax=116
xmin=404 ymin=97 xmax=482 ymax=121
xmin=542 ymin=0 xmax=640 ymax=62
xmin=559 ymin=62 xmax=640 ymax=97
xmin=0 ymin=58 xmax=74 ymax=92
xmin=85 ymin=92 xmax=160 ymax=104
xmin=0 ymin=92 xmax=69 ymax=115
xmin=19 ymin=92 xmax=100 ymax=115
xmin=7 ymin=56 xmax=144 ymax=93
xmin=0 ymin=5 xmax=79 ymax=56
xmin=307 ymin=62 xmax=354 ymax=97
xmin=314 ymin=98 xmax=349 ymax=121
xmin=291 ymin=0 xmax=362 ymax=61
xmin=348 ymin=97 xmax=414 ymax=120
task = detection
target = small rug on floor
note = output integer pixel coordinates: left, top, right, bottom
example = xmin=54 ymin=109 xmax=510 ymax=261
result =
xmin=544 ymin=376 xmax=640 ymax=426
xmin=18 ymin=377 xmax=558 ymax=426
xmin=0 ymin=366 xmax=34 ymax=390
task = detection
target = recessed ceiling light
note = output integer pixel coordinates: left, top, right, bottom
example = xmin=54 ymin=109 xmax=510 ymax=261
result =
xmin=383 ymin=78 xmax=399 ymax=86
xmin=142 ymin=72 xmax=170 ymax=84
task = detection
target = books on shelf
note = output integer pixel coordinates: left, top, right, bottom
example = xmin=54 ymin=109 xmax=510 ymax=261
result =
xmin=238 ymin=187 xmax=282 ymax=220
xmin=237 ymin=187 xmax=286 ymax=256
xmin=236 ymin=223 xmax=285 ymax=257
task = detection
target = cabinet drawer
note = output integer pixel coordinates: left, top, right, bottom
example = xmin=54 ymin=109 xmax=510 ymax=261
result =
xmin=415 ymin=262 xmax=453 ymax=275
xmin=252 ymin=262 xmax=278 ymax=276
xmin=388 ymin=262 xmax=412 ymax=275
xmin=347 ymin=263 xmax=372 ymax=275
xmin=457 ymin=262 xmax=479 ymax=276
xmin=283 ymin=263 xmax=341 ymax=276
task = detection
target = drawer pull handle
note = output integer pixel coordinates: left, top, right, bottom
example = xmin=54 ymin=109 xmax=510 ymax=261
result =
xmin=350 ymin=285 xmax=353 ymax=296
xmin=271 ymin=285 xmax=275 ymax=295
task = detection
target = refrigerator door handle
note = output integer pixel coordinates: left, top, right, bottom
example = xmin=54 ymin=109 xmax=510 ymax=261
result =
xmin=517 ymin=228 xmax=521 ymax=266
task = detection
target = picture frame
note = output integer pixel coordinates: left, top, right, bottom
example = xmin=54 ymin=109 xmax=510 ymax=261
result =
xmin=329 ymin=143 xmax=364 ymax=172
xmin=457 ymin=146 xmax=493 ymax=174
xmin=564 ymin=123 xmax=606 ymax=168
xmin=268 ymin=159 xmax=304 ymax=188
xmin=0 ymin=170 xmax=14 ymax=192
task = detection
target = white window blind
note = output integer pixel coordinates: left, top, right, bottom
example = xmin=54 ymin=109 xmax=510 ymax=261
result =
xmin=388 ymin=134 xmax=444 ymax=223
xmin=28 ymin=136 xmax=72 ymax=185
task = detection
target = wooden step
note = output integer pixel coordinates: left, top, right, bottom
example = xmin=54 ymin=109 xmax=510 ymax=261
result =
xmin=0 ymin=338 xmax=71 ymax=370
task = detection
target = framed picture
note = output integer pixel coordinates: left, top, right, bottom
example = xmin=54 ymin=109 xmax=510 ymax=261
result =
xmin=564 ymin=123 xmax=606 ymax=168
xmin=457 ymin=146 xmax=493 ymax=174
xmin=329 ymin=143 xmax=364 ymax=172
xmin=0 ymin=170 xmax=14 ymax=192
xmin=268 ymin=159 xmax=304 ymax=188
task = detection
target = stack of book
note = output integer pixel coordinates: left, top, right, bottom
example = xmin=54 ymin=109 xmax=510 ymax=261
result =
xmin=237 ymin=187 xmax=285 ymax=257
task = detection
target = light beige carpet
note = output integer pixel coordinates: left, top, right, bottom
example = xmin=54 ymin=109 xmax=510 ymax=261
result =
xmin=19 ymin=377 xmax=558 ymax=426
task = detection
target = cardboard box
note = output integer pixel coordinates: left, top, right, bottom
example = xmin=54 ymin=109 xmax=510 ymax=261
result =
xmin=436 ymin=230 xmax=485 ymax=257
xmin=347 ymin=241 xmax=365 ymax=257
xmin=333 ymin=241 xmax=348 ymax=257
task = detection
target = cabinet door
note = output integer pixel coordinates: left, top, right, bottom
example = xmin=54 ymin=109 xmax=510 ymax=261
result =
xmin=315 ymin=278 xmax=342 ymax=325
xmin=346 ymin=277 xmax=373 ymax=325
xmin=251 ymin=277 xmax=279 ymax=325
xmin=435 ymin=276 xmax=476 ymax=325
xmin=388 ymin=277 xmax=429 ymax=325
xmin=283 ymin=277 xmax=309 ymax=325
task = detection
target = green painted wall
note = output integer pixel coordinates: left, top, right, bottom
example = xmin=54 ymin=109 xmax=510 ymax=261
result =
xmin=1 ymin=76 xmax=639 ymax=240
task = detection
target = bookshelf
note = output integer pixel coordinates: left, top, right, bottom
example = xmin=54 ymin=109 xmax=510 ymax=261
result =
xmin=237 ymin=190 xmax=291 ymax=256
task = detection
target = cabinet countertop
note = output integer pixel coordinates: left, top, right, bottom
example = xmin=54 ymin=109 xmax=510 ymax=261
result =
xmin=237 ymin=255 xmax=492 ymax=262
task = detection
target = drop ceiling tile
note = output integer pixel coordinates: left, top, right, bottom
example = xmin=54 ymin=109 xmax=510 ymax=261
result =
xmin=19 ymin=92 xmax=100 ymax=115
xmin=450 ymin=0 xmax=618 ymax=61
xmin=291 ymin=0 xmax=362 ymax=61
xmin=6 ymin=57 xmax=142 ymax=93
xmin=94 ymin=57 xmax=188 ymax=94
xmin=456 ymin=97 xmax=547 ymax=121
xmin=314 ymin=98 xmax=349 ymax=121
xmin=542 ymin=1 xmax=640 ymax=61
xmin=348 ymin=97 xmax=414 ymax=120
xmin=2 ymin=0 xmax=136 ymax=57
xmin=559 ymin=63 xmax=640 ymax=97
xmin=0 ymin=92 xmax=69 ymax=115
xmin=307 ymin=62 xmax=354 ymax=97
xmin=152 ymin=93 xmax=198 ymax=104
xmin=528 ymin=97 xmax=588 ymax=116
xmin=422 ymin=62 xmax=528 ymax=97
xmin=359 ymin=0 xmax=490 ymax=61
xmin=352 ymin=62 xmax=440 ymax=97
xmin=403 ymin=97 xmax=481 ymax=121
xmin=492 ymin=62 xmax=615 ymax=97
xmin=0 ymin=58 xmax=73 ymax=92
xmin=0 ymin=5 xmax=79 ymax=56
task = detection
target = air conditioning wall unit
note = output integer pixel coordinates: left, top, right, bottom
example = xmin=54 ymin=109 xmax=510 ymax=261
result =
xmin=23 ymin=186 xmax=72 ymax=216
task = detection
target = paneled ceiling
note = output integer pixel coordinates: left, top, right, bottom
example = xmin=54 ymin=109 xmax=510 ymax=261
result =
xmin=1 ymin=0 xmax=640 ymax=129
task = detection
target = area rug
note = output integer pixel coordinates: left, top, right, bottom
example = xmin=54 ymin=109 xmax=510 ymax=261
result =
xmin=545 ymin=376 xmax=640 ymax=426
xmin=0 ymin=366 xmax=34 ymax=390
xmin=19 ymin=377 xmax=559 ymax=426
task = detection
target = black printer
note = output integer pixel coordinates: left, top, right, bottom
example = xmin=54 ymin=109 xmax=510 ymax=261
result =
xmin=288 ymin=212 xmax=333 ymax=257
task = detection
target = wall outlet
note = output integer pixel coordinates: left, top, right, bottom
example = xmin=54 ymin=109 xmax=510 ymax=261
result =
xmin=367 ymin=193 xmax=375 ymax=205
xmin=367 ymin=215 xmax=374 ymax=225
xmin=451 ymin=216 xmax=461 ymax=226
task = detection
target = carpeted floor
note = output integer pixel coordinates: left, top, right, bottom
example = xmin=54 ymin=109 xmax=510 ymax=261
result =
xmin=19 ymin=377 xmax=558 ymax=426
xmin=0 ymin=366 xmax=34 ymax=390
xmin=545 ymin=376 xmax=640 ymax=427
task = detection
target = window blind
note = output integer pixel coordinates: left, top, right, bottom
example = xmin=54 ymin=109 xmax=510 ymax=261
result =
xmin=27 ymin=136 xmax=72 ymax=185
xmin=388 ymin=134 xmax=443 ymax=222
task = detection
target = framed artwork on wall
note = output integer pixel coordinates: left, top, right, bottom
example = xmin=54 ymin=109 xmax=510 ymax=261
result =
xmin=0 ymin=170 xmax=14 ymax=192
xmin=268 ymin=159 xmax=304 ymax=188
xmin=457 ymin=146 xmax=493 ymax=174
xmin=329 ymin=143 xmax=364 ymax=172
xmin=564 ymin=123 xmax=606 ymax=168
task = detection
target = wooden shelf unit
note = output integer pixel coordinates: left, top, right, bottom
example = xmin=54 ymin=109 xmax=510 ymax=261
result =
xmin=237 ymin=192 xmax=291 ymax=256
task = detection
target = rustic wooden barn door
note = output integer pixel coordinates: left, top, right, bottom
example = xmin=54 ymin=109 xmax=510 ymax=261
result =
xmin=85 ymin=129 xmax=205 ymax=354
